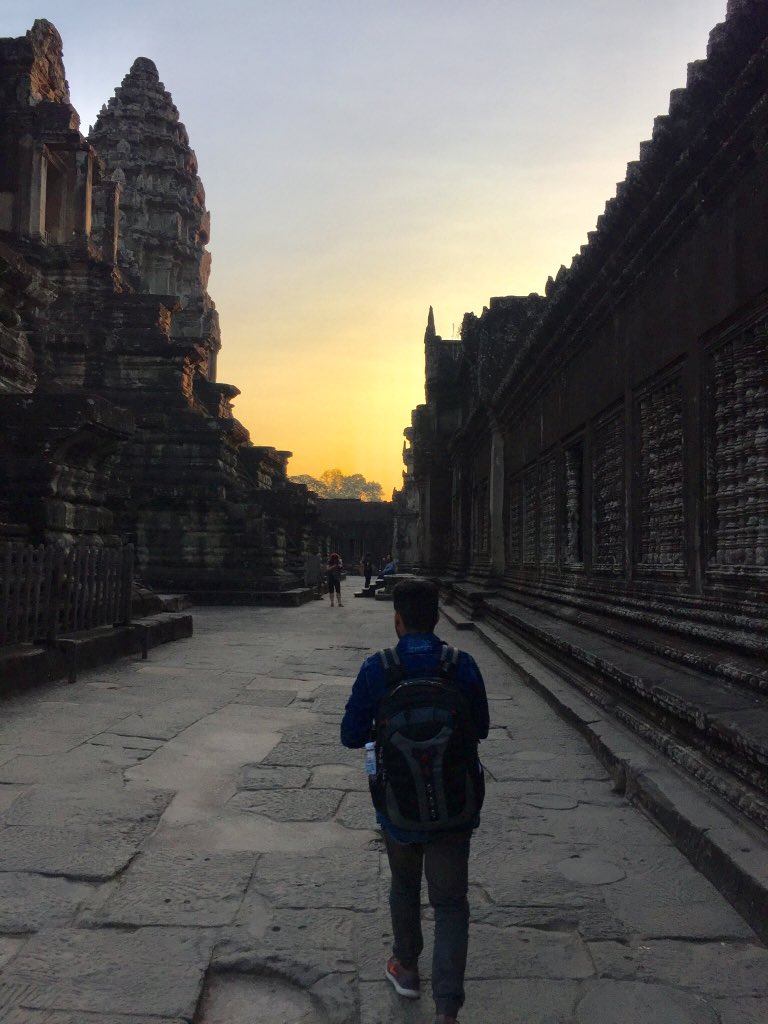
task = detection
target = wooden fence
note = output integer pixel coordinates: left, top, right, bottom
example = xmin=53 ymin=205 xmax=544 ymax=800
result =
xmin=0 ymin=542 xmax=133 ymax=647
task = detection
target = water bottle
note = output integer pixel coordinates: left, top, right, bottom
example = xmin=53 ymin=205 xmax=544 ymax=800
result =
xmin=364 ymin=741 xmax=377 ymax=776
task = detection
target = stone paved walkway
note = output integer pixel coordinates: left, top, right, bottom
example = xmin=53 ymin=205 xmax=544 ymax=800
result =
xmin=0 ymin=588 xmax=766 ymax=1023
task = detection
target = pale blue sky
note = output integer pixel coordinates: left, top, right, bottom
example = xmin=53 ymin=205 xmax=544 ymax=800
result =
xmin=4 ymin=1 xmax=729 ymax=492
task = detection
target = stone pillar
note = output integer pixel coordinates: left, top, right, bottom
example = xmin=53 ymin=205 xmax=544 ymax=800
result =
xmin=489 ymin=423 xmax=505 ymax=574
xmin=16 ymin=137 xmax=45 ymax=239
xmin=72 ymin=149 xmax=93 ymax=240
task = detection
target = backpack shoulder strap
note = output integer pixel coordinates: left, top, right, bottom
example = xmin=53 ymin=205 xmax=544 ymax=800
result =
xmin=438 ymin=644 xmax=459 ymax=680
xmin=378 ymin=647 xmax=404 ymax=688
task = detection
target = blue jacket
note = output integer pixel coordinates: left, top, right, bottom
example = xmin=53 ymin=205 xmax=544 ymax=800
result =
xmin=340 ymin=631 xmax=490 ymax=842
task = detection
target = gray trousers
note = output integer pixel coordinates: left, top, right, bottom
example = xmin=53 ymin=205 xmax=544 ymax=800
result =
xmin=384 ymin=829 xmax=471 ymax=1017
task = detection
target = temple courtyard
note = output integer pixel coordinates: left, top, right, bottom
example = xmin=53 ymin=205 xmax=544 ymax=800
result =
xmin=0 ymin=590 xmax=766 ymax=1023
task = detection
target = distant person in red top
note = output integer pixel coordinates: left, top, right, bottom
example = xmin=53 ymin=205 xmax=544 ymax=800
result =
xmin=327 ymin=552 xmax=343 ymax=607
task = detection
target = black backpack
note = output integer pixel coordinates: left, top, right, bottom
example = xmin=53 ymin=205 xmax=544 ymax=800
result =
xmin=369 ymin=644 xmax=485 ymax=832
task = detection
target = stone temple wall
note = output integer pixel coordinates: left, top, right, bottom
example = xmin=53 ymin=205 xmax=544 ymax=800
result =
xmin=0 ymin=20 xmax=316 ymax=596
xmin=393 ymin=0 xmax=768 ymax=832
xmin=398 ymin=0 xmax=768 ymax=631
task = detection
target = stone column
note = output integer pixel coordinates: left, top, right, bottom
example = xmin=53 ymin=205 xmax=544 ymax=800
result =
xmin=489 ymin=422 xmax=505 ymax=574
xmin=16 ymin=137 xmax=46 ymax=239
xmin=72 ymin=149 xmax=93 ymax=240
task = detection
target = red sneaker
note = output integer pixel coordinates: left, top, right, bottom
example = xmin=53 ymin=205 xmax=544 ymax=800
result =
xmin=384 ymin=956 xmax=420 ymax=998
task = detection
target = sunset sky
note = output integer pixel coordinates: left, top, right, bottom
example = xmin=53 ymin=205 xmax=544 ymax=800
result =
xmin=7 ymin=0 xmax=728 ymax=495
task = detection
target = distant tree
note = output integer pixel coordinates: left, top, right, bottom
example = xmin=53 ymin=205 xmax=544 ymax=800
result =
xmin=289 ymin=467 xmax=384 ymax=502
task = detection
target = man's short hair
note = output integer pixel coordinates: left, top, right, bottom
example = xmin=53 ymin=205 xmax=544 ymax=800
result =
xmin=393 ymin=578 xmax=439 ymax=633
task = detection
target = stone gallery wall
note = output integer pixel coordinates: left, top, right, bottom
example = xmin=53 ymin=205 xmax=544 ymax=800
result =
xmin=0 ymin=20 xmax=316 ymax=596
xmin=397 ymin=0 xmax=768 ymax=626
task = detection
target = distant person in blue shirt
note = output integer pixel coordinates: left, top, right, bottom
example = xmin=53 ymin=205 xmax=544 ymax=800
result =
xmin=341 ymin=578 xmax=489 ymax=1024
xmin=381 ymin=557 xmax=397 ymax=576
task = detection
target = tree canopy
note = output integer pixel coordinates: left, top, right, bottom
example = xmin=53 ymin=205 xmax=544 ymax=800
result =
xmin=289 ymin=468 xmax=384 ymax=502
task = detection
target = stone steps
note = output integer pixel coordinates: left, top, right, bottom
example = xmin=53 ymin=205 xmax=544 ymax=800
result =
xmin=444 ymin=583 xmax=768 ymax=837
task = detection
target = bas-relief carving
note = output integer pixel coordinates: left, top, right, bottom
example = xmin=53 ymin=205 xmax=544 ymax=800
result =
xmin=707 ymin=321 xmax=768 ymax=573
xmin=636 ymin=376 xmax=685 ymax=570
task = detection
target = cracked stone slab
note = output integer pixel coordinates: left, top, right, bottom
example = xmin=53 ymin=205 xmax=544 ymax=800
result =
xmin=6 ymin=927 xmax=214 ymax=1018
xmin=231 ymin=689 xmax=298 ymax=707
xmin=0 ymin=873 xmax=95 ymax=932
xmin=0 ymin=785 xmax=26 ymax=814
xmin=2 ymin=1014 xmax=187 ymax=1024
xmin=229 ymin=788 xmax=342 ymax=822
xmin=0 ymin=823 xmax=154 ymax=880
xmin=238 ymin=764 xmax=310 ymax=790
xmin=576 ymin=980 xmax=720 ymax=1023
xmin=310 ymin=763 xmax=368 ymax=791
xmin=3 ymin=784 xmax=171 ymax=829
xmin=253 ymin=849 xmax=380 ymax=911
xmin=555 ymin=854 xmax=626 ymax=885
xmin=601 ymin=846 xmax=756 ymax=938
xmin=466 ymin=923 xmax=593 ymax=980
xmin=588 ymin=939 xmax=768 ymax=997
xmin=359 ymin=977 xmax=581 ymax=1023
xmin=513 ymin=800 xmax=671 ymax=850
xmin=477 ymin=901 xmax=629 ymax=942
xmin=196 ymin=973 xmax=324 ymax=1024
xmin=336 ymin=791 xmax=378 ymax=830
xmin=0 ymin=936 xmax=25 ymax=969
xmin=86 ymin=850 xmax=256 ymax=927
xmin=87 ymin=733 xmax=165 ymax=752
xmin=307 ymin=686 xmax=355 ymax=715
xmin=713 ymin=996 xmax=768 ymax=1023
xmin=262 ymin=741 xmax=359 ymax=768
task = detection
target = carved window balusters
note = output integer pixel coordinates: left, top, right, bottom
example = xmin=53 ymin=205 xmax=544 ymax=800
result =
xmin=592 ymin=412 xmax=624 ymax=571
xmin=539 ymin=456 xmax=557 ymax=566
xmin=450 ymin=467 xmax=462 ymax=553
xmin=507 ymin=477 xmax=522 ymax=566
xmin=522 ymin=467 xmax=538 ymax=565
xmin=477 ymin=479 xmax=490 ymax=554
xmin=707 ymin=322 xmax=768 ymax=573
xmin=636 ymin=375 xmax=685 ymax=569
xmin=563 ymin=442 xmax=583 ymax=565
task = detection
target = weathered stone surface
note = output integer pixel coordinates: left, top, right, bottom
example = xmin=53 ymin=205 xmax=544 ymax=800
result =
xmin=0 ymin=824 xmax=152 ymax=880
xmin=468 ymin=924 xmax=593 ymax=979
xmin=231 ymin=689 xmax=297 ymax=707
xmin=238 ymin=764 xmax=310 ymax=790
xmin=3 ymin=1014 xmax=187 ymax=1024
xmin=253 ymin=850 xmax=380 ymax=911
xmin=588 ymin=939 xmax=768 ymax=996
xmin=3 ymin=784 xmax=170 ymax=828
xmin=229 ymin=788 xmax=342 ymax=822
xmin=88 ymin=851 xmax=256 ymax=926
xmin=336 ymin=791 xmax=378 ymax=830
xmin=262 ymin=741 xmax=359 ymax=768
xmin=310 ymin=763 xmax=368 ymax=791
xmin=5 ymin=928 xmax=214 ymax=1018
xmin=196 ymin=973 xmax=325 ymax=1024
xmin=576 ymin=980 xmax=720 ymax=1024
xmin=0 ymin=874 xmax=94 ymax=932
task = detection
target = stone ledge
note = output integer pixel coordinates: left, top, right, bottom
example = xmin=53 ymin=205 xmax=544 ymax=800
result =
xmin=441 ymin=603 xmax=768 ymax=945
xmin=0 ymin=612 xmax=193 ymax=696
xmin=189 ymin=588 xmax=314 ymax=607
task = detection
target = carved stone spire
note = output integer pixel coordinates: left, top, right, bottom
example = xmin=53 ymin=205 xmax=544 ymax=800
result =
xmin=425 ymin=305 xmax=436 ymax=344
xmin=88 ymin=57 xmax=221 ymax=378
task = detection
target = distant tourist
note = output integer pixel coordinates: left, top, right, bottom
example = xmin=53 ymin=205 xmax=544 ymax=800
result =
xmin=304 ymin=549 xmax=323 ymax=600
xmin=381 ymin=557 xmax=397 ymax=576
xmin=361 ymin=552 xmax=374 ymax=588
xmin=327 ymin=552 xmax=343 ymax=607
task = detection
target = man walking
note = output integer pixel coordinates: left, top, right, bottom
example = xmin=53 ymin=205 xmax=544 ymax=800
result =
xmin=341 ymin=579 xmax=489 ymax=1024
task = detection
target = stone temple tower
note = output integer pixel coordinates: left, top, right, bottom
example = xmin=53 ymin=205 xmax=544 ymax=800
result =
xmin=89 ymin=58 xmax=220 ymax=381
